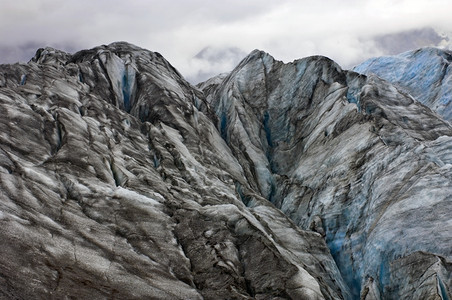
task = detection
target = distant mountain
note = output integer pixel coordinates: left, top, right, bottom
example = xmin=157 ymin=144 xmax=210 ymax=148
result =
xmin=354 ymin=47 xmax=452 ymax=121
xmin=1 ymin=42 xmax=451 ymax=299
xmin=187 ymin=46 xmax=247 ymax=84
xmin=372 ymin=27 xmax=448 ymax=56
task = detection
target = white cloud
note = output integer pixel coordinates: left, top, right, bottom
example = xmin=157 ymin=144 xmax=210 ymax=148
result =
xmin=1 ymin=0 xmax=451 ymax=81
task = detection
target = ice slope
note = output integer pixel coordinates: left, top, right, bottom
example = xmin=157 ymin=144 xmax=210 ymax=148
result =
xmin=354 ymin=47 xmax=452 ymax=121
xmin=2 ymin=41 xmax=452 ymax=299
xmin=204 ymin=49 xmax=452 ymax=299
xmin=0 ymin=42 xmax=348 ymax=299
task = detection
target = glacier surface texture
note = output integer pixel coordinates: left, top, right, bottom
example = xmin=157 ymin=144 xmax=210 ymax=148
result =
xmin=0 ymin=42 xmax=451 ymax=299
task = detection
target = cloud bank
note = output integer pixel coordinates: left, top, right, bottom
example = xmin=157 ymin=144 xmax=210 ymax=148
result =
xmin=1 ymin=0 xmax=451 ymax=83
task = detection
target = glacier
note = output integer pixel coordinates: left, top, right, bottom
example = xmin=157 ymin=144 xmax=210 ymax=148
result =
xmin=0 ymin=42 xmax=348 ymax=299
xmin=354 ymin=47 xmax=452 ymax=122
xmin=205 ymin=49 xmax=452 ymax=299
xmin=0 ymin=42 xmax=451 ymax=299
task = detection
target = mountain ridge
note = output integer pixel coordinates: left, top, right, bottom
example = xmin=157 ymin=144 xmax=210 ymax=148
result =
xmin=204 ymin=46 xmax=452 ymax=298
xmin=0 ymin=42 xmax=349 ymax=299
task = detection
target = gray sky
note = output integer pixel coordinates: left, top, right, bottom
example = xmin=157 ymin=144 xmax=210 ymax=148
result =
xmin=1 ymin=0 xmax=451 ymax=83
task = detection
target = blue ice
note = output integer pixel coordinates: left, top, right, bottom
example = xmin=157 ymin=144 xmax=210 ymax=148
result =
xmin=20 ymin=74 xmax=26 ymax=86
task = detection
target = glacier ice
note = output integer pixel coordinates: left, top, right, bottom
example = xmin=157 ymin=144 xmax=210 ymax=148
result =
xmin=0 ymin=42 xmax=451 ymax=299
xmin=354 ymin=47 xmax=452 ymax=121
xmin=206 ymin=49 xmax=452 ymax=299
xmin=0 ymin=42 xmax=352 ymax=299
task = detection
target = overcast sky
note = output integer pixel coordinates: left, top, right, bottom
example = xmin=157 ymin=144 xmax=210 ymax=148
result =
xmin=1 ymin=0 xmax=451 ymax=83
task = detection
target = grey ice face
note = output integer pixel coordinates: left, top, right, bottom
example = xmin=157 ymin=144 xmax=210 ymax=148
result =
xmin=208 ymin=48 xmax=452 ymax=298
xmin=0 ymin=42 xmax=348 ymax=299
